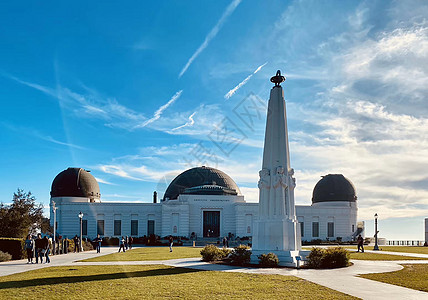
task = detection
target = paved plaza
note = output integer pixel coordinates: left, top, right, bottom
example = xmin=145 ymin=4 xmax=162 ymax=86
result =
xmin=1 ymin=247 xmax=428 ymax=299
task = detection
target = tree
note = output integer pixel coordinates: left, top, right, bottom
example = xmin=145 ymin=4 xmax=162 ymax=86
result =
xmin=0 ymin=189 xmax=44 ymax=238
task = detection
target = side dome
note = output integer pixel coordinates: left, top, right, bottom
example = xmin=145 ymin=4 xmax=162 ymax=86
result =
xmin=163 ymin=166 xmax=241 ymax=200
xmin=312 ymin=174 xmax=356 ymax=204
xmin=51 ymin=167 xmax=101 ymax=200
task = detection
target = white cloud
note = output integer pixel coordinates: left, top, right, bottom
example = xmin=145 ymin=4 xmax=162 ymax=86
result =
xmin=178 ymin=0 xmax=242 ymax=77
xmin=224 ymin=62 xmax=267 ymax=99
xmin=171 ymin=111 xmax=196 ymax=131
xmin=135 ymin=90 xmax=183 ymax=128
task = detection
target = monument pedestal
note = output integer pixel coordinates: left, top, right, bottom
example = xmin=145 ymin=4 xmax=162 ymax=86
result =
xmin=250 ymin=218 xmax=308 ymax=267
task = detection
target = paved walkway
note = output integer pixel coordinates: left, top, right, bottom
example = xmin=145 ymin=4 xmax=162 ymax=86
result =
xmin=1 ymin=247 xmax=428 ymax=299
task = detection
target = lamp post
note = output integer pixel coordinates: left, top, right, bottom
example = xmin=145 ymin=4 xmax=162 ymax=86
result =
xmin=374 ymin=213 xmax=379 ymax=251
xmin=78 ymin=212 xmax=83 ymax=252
xmin=52 ymin=201 xmax=58 ymax=255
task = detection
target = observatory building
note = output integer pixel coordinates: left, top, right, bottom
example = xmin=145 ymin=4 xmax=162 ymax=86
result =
xmin=50 ymin=167 xmax=360 ymax=242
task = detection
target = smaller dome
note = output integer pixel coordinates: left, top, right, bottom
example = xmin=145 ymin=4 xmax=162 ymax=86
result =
xmin=312 ymin=174 xmax=356 ymax=204
xmin=51 ymin=167 xmax=101 ymax=200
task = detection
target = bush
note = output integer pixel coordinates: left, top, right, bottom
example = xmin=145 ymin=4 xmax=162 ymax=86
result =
xmin=258 ymin=252 xmax=279 ymax=267
xmin=82 ymin=240 xmax=94 ymax=251
xmin=306 ymin=247 xmax=349 ymax=269
xmin=201 ymin=245 xmax=223 ymax=262
xmin=0 ymin=238 xmax=25 ymax=260
xmin=220 ymin=248 xmax=232 ymax=258
xmin=322 ymin=247 xmax=349 ymax=268
xmin=0 ymin=250 xmax=12 ymax=262
xmin=230 ymin=244 xmax=252 ymax=266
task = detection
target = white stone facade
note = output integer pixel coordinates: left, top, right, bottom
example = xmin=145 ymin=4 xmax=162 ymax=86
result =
xmin=50 ymin=194 xmax=358 ymax=241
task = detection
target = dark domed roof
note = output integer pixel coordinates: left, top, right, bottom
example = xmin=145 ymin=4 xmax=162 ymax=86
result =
xmin=51 ymin=168 xmax=101 ymax=200
xmin=163 ymin=166 xmax=241 ymax=200
xmin=312 ymin=174 xmax=356 ymax=204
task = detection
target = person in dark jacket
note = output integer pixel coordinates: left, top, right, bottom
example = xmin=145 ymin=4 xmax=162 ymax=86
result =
xmin=43 ymin=236 xmax=51 ymax=263
xmin=357 ymin=235 xmax=364 ymax=253
xmin=73 ymin=235 xmax=79 ymax=253
xmin=35 ymin=234 xmax=44 ymax=264
xmin=169 ymin=236 xmax=174 ymax=252
xmin=93 ymin=234 xmax=102 ymax=253
xmin=25 ymin=235 xmax=34 ymax=264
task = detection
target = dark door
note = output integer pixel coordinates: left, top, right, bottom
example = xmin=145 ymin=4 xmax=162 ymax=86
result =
xmin=147 ymin=220 xmax=155 ymax=236
xmin=203 ymin=211 xmax=220 ymax=237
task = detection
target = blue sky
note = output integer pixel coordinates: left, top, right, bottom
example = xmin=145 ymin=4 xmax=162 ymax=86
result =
xmin=1 ymin=0 xmax=427 ymax=240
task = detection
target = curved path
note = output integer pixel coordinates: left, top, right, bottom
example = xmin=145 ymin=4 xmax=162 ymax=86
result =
xmin=1 ymin=247 xmax=428 ymax=299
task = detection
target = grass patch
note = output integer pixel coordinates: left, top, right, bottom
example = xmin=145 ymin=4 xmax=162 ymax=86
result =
xmin=81 ymin=247 xmax=202 ymax=262
xmin=349 ymin=252 xmax=426 ymax=260
xmin=0 ymin=265 xmax=357 ymax=299
xmin=373 ymin=246 xmax=428 ymax=254
xmin=360 ymin=264 xmax=428 ymax=292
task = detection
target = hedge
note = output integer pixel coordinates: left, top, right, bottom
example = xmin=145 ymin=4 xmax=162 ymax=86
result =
xmin=0 ymin=238 xmax=25 ymax=260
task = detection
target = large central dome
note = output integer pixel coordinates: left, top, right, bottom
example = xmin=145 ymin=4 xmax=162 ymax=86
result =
xmin=163 ymin=166 xmax=241 ymax=200
xmin=51 ymin=167 xmax=100 ymax=201
xmin=312 ymin=174 xmax=356 ymax=204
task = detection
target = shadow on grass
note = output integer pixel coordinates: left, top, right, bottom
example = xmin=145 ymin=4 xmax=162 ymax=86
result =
xmin=0 ymin=267 xmax=200 ymax=290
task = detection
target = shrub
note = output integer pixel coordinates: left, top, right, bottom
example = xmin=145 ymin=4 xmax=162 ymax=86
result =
xmin=306 ymin=247 xmax=324 ymax=268
xmin=0 ymin=238 xmax=25 ymax=260
xmin=258 ymin=252 xmax=279 ymax=267
xmin=0 ymin=250 xmax=12 ymax=262
xmin=220 ymin=248 xmax=232 ymax=258
xmin=82 ymin=240 xmax=94 ymax=251
xmin=306 ymin=247 xmax=349 ymax=269
xmin=201 ymin=245 xmax=222 ymax=262
xmin=322 ymin=247 xmax=349 ymax=268
xmin=230 ymin=244 xmax=252 ymax=266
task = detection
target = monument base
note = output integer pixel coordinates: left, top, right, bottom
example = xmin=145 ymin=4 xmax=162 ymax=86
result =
xmin=251 ymin=218 xmax=308 ymax=268
xmin=250 ymin=250 xmax=310 ymax=268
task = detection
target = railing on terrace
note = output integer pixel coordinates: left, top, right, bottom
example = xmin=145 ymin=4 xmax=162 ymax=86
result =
xmin=386 ymin=240 xmax=425 ymax=246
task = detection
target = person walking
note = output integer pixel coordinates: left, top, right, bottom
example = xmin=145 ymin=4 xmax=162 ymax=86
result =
xmin=43 ymin=236 xmax=51 ymax=263
xmin=118 ymin=236 xmax=126 ymax=252
xmin=35 ymin=233 xmax=43 ymax=264
xmin=25 ymin=235 xmax=34 ymax=264
xmin=357 ymin=234 xmax=364 ymax=253
xmin=125 ymin=236 xmax=129 ymax=250
xmin=169 ymin=235 xmax=174 ymax=252
xmin=93 ymin=234 xmax=102 ymax=253
xmin=129 ymin=236 xmax=133 ymax=250
xmin=222 ymin=236 xmax=228 ymax=248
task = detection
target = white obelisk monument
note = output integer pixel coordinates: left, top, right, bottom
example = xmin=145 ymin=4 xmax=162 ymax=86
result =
xmin=251 ymin=70 xmax=305 ymax=267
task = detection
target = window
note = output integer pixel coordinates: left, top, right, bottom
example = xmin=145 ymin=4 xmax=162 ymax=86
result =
xmin=82 ymin=220 xmax=88 ymax=236
xmin=300 ymin=222 xmax=304 ymax=237
xmin=312 ymin=222 xmax=319 ymax=237
xmin=131 ymin=220 xmax=138 ymax=236
xmin=114 ymin=220 xmax=121 ymax=236
xmin=328 ymin=222 xmax=334 ymax=237
xmin=97 ymin=220 xmax=104 ymax=236
xmin=352 ymin=224 xmax=355 ymax=232
xmin=247 ymin=226 xmax=251 ymax=234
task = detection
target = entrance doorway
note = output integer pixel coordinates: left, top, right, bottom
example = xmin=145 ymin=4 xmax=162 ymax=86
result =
xmin=203 ymin=211 xmax=220 ymax=237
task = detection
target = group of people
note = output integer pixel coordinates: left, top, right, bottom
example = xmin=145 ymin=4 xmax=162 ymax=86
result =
xmin=24 ymin=234 xmax=51 ymax=264
xmin=118 ymin=236 xmax=133 ymax=252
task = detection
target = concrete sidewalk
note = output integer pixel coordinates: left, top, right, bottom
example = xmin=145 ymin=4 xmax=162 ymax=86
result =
xmin=0 ymin=247 xmax=119 ymax=277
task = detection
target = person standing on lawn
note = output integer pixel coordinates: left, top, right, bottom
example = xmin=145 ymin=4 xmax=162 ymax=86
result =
xmin=169 ymin=235 xmax=174 ymax=252
xmin=43 ymin=236 xmax=51 ymax=263
xmin=25 ymin=235 xmax=34 ymax=264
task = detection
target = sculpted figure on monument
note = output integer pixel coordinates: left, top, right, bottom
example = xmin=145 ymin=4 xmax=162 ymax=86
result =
xmin=273 ymin=166 xmax=288 ymax=189
xmin=258 ymin=168 xmax=271 ymax=189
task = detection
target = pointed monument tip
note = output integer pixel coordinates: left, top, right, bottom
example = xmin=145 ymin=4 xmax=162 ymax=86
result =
xmin=270 ymin=70 xmax=286 ymax=87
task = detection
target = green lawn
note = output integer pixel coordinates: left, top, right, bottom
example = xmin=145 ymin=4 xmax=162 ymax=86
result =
xmin=81 ymin=246 xmax=202 ymax=262
xmin=373 ymin=246 xmax=428 ymax=254
xmin=360 ymin=264 xmax=428 ymax=292
xmin=302 ymin=246 xmax=427 ymax=260
xmin=0 ymin=265 xmax=358 ymax=299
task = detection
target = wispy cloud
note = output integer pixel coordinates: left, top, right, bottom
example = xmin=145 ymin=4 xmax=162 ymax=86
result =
xmin=135 ymin=90 xmax=183 ymax=128
xmin=171 ymin=111 xmax=196 ymax=131
xmin=2 ymin=122 xmax=85 ymax=150
xmin=94 ymin=177 xmax=116 ymax=185
xmin=178 ymin=0 xmax=242 ymax=78
xmin=224 ymin=62 xmax=267 ymax=99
